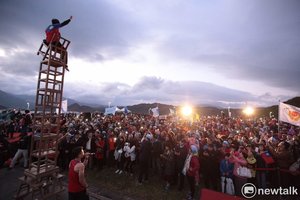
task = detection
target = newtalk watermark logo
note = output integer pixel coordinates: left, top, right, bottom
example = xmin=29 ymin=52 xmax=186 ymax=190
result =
xmin=241 ymin=183 xmax=298 ymax=199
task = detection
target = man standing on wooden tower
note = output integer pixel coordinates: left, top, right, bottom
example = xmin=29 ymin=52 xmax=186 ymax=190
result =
xmin=45 ymin=16 xmax=73 ymax=70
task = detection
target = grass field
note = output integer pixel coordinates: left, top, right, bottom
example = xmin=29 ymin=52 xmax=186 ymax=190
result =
xmin=85 ymin=167 xmax=201 ymax=200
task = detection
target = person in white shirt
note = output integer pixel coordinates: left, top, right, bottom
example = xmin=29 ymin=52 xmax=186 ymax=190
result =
xmin=123 ymin=134 xmax=136 ymax=176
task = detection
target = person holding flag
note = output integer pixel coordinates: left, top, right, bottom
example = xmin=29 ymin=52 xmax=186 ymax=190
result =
xmin=44 ymin=16 xmax=73 ymax=71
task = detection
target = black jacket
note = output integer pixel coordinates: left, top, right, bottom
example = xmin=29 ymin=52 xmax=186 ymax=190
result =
xmin=18 ymin=135 xmax=30 ymax=150
xmin=139 ymin=139 xmax=152 ymax=162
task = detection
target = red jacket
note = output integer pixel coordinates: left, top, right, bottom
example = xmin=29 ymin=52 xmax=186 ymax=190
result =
xmin=187 ymin=155 xmax=200 ymax=177
xmin=95 ymin=139 xmax=105 ymax=160
xmin=46 ymin=28 xmax=60 ymax=43
xmin=45 ymin=18 xmax=71 ymax=43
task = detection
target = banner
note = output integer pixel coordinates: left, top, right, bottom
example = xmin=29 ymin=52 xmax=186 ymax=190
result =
xmin=104 ymin=106 xmax=118 ymax=115
xmin=279 ymin=102 xmax=300 ymax=126
xmin=120 ymin=107 xmax=130 ymax=114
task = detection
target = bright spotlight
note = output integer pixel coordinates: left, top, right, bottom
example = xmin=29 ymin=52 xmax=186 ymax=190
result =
xmin=181 ymin=105 xmax=193 ymax=116
xmin=243 ymin=106 xmax=255 ymax=116
xmin=0 ymin=48 xmax=6 ymax=57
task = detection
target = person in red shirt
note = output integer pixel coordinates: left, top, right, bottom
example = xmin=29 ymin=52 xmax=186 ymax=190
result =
xmin=95 ymin=135 xmax=105 ymax=170
xmin=107 ymin=133 xmax=116 ymax=166
xmin=68 ymin=146 xmax=89 ymax=200
xmin=186 ymin=145 xmax=200 ymax=200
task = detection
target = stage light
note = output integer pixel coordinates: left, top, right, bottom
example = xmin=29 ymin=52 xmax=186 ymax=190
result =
xmin=243 ymin=106 xmax=255 ymax=116
xmin=181 ymin=105 xmax=193 ymax=116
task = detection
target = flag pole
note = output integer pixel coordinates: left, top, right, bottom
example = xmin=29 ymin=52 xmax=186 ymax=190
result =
xmin=277 ymin=99 xmax=283 ymax=200
xmin=278 ymin=100 xmax=280 ymax=134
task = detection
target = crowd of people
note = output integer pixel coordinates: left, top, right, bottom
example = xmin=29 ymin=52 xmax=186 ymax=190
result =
xmin=1 ymin=110 xmax=300 ymax=199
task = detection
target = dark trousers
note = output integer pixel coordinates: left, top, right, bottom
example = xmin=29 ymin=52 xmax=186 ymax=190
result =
xmin=234 ymin=175 xmax=247 ymax=197
xmin=107 ymin=150 xmax=115 ymax=167
xmin=187 ymin=175 xmax=196 ymax=198
xmin=124 ymin=159 xmax=134 ymax=173
xmin=96 ymin=158 xmax=103 ymax=170
xmin=152 ymin=156 xmax=161 ymax=175
xmin=178 ymin=172 xmax=185 ymax=190
xmin=138 ymin=160 xmax=149 ymax=183
xmin=117 ymin=156 xmax=124 ymax=170
xmin=203 ymin=172 xmax=218 ymax=190
xmin=57 ymin=153 xmax=68 ymax=171
xmin=256 ymin=171 xmax=267 ymax=189
xmin=69 ymin=190 xmax=89 ymax=200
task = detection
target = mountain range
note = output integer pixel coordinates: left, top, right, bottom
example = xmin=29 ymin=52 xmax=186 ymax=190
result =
xmin=0 ymin=89 xmax=299 ymax=117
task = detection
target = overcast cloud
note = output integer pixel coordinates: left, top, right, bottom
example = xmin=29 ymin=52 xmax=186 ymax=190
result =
xmin=0 ymin=0 xmax=299 ymax=107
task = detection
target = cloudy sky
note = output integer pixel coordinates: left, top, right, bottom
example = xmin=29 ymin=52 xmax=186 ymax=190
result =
xmin=0 ymin=0 xmax=299 ymax=107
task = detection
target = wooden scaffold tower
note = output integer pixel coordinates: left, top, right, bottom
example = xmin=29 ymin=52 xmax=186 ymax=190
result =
xmin=15 ymin=36 xmax=70 ymax=199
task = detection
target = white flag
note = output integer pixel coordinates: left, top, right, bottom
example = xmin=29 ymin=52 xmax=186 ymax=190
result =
xmin=61 ymin=99 xmax=68 ymax=113
xmin=279 ymin=102 xmax=300 ymax=126
xmin=151 ymin=107 xmax=159 ymax=117
xmin=169 ymin=108 xmax=175 ymax=115
xmin=104 ymin=106 xmax=118 ymax=115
